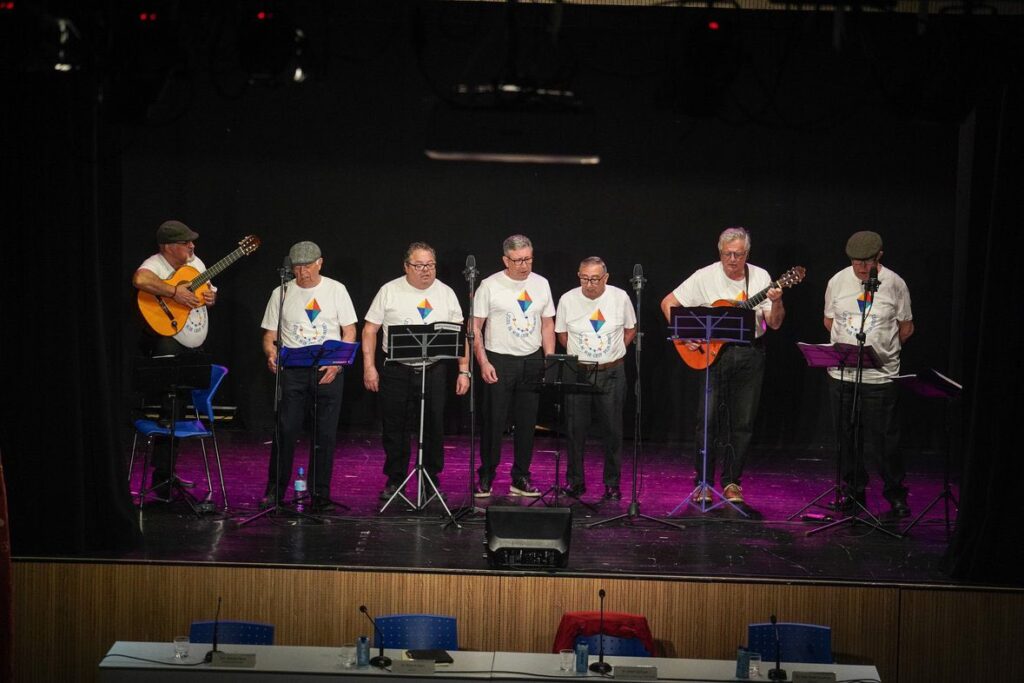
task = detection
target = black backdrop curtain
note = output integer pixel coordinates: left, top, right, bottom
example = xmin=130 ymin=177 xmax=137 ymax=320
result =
xmin=0 ymin=68 xmax=140 ymax=555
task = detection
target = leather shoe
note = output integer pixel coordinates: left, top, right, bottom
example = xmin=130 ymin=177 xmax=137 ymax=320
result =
xmin=563 ymin=483 xmax=586 ymax=498
xmin=258 ymin=493 xmax=277 ymax=510
xmin=603 ymin=486 xmax=622 ymax=501
xmin=311 ymin=496 xmax=336 ymax=513
xmin=889 ymin=499 xmax=911 ymax=518
xmin=379 ymin=484 xmax=402 ymax=501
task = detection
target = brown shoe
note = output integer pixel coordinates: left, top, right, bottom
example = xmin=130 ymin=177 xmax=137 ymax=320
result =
xmin=723 ymin=483 xmax=744 ymax=503
xmin=691 ymin=488 xmax=711 ymax=504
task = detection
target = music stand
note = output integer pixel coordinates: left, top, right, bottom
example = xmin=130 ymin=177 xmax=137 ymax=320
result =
xmin=893 ymin=369 xmax=962 ymax=537
xmin=283 ymin=340 xmax=359 ymax=515
xmin=133 ymin=354 xmax=214 ymax=516
xmin=379 ymin=323 xmax=464 ymax=525
xmin=667 ymin=305 xmax=754 ymax=518
xmin=524 ymin=354 xmax=600 ymax=510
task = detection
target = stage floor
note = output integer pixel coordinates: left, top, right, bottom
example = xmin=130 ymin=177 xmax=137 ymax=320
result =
xmin=107 ymin=430 xmax=961 ymax=586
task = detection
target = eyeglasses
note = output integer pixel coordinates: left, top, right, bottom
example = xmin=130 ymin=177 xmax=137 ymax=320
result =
xmin=174 ymin=240 xmax=194 ymax=246
xmin=406 ymin=262 xmax=436 ymax=271
xmin=505 ymin=256 xmax=533 ymax=265
xmin=720 ymin=250 xmax=748 ymax=260
xmin=851 ymin=257 xmax=879 ymax=266
xmin=578 ymin=274 xmax=606 ymax=284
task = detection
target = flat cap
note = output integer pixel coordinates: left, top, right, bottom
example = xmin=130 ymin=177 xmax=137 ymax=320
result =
xmin=156 ymin=220 xmax=199 ymax=244
xmin=845 ymin=231 xmax=883 ymax=260
xmin=288 ymin=241 xmax=322 ymax=266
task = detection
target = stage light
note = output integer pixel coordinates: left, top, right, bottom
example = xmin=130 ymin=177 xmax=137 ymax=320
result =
xmin=708 ymin=20 xmax=720 ymax=31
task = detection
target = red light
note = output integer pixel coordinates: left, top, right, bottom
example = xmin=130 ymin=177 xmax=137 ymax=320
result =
xmin=138 ymin=12 xmax=148 ymax=21
xmin=1 ymin=1 xmax=15 ymax=10
xmin=149 ymin=13 xmax=157 ymax=21
xmin=708 ymin=20 xmax=720 ymax=31
xmin=256 ymin=11 xmax=266 ymax=20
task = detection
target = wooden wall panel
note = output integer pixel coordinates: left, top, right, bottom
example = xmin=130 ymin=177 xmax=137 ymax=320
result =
xmin=11 ymin=561 xmax=1022 ymax=683
xmin=898 ymin=587 xmax=1024 ymax=683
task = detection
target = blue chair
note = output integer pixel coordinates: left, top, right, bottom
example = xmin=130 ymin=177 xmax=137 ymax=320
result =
xmin=575 ymin=634 xmax=651 ymax=657
xmin=128 ymin=364 xmax=229 ymax=510
xmin=373 ymin=614 xmax=458 ymax=650
xmin=189 ymin=620 xmax=274 ymax=645
xmin=747 ymin=623 xmax=832 ymax=664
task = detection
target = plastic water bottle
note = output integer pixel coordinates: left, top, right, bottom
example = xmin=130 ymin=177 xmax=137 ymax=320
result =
xmin=356 ymin=635 xmax=370 ymax=667
xmin=574 ymin=641 xmax=589 ymax=673
xmin=294 ymin=467 xmax=307 ymax=508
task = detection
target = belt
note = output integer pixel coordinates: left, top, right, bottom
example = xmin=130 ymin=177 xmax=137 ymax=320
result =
xmin=583 ymin=357 xmax=625 ymax=371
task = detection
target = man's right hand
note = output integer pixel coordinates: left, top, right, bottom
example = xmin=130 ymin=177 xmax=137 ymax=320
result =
xmin=364 ymin=366 xmax=380 ymax=392
xmin=172 ymin=283 xmax=201 ymax=308
xmin=480 ymin=361 xmax=498 ymax=384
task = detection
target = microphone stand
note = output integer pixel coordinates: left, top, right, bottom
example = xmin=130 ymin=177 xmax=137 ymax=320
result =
xmin=588 ymin=588 xmax=611 ymax=674
xmin=590 ymin=265 xmax=683 ymax=530
xmin=238 ymin=268 xmax=320 ymax=526
xmin=767 ymin=614 xmax=787 ymax=681
xmin=448 ymin=256 xmax=482 ymax=526
xmin=203 ymin=596 xmax=222 ymax=664
xmin=359 ymin=605 xmax=393 ymax=668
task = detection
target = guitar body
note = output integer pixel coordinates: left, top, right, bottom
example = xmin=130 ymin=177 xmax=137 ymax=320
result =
xmin=673 ymin=299 xmax=736 ymax=370
xmin=137 ymin=265 xmax=210 ymax=337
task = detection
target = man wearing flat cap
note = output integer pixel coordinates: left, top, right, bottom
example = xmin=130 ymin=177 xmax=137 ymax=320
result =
xmin=259 ymin=241 xmax=358 ymax=512
xmin=824 ymin=230 xmax=914 ymax=519
xmin=132 ymin=220 xmax=218 ymax=497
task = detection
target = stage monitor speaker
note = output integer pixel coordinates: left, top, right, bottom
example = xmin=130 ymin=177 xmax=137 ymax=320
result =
xmin=485 ymin=506 xmax=572 ymax=569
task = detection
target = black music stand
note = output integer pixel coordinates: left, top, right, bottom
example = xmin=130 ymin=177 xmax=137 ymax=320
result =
xmin=788 ymin=342 xmax=880 ymax=522
xmin=667 ymin=305 xmax=754 ymax=518
xmin=893 ymin=369 xmax=962 ymax=537
xmin=379 ymin=323 xmax=464 ymax=525
xmin=133 ymin=354 xmax=214 ymax=515
xmin=525 ymin=354 xmax=600 ymax=510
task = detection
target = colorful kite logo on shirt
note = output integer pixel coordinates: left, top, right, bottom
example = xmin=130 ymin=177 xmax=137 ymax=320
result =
xmin=590 ymin=309 xmax=606 ymax=333
xmin=857 ymin=291 xmax=873 ymax=315
xmin=417 ymin=299 xmax=433 ymax=320
xmin=517 ymin=290 xmax=532 ymax=313
xmin=305 ymin=298 xmax=321 ymax=324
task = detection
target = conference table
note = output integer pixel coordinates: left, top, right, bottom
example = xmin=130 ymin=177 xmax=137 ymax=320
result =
xmin=99 ymin=642 xmax=881 ymax=682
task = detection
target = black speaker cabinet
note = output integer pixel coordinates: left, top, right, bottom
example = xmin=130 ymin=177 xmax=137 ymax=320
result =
xmin=485 ymin=506 xmax=572 ymax=569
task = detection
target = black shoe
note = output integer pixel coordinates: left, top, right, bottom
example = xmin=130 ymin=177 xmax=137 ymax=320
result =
xmin=258 ymin=493 xmax=277 ymax=510
xmin=473 ymin=479 xmax=492 ymax=498
xmin=835 ymin=493 xmax=866 ymax=513
xmin=379 ymin=483 xmax=402 ymax=501
xmin=509 ymin=478 xmax=541 ymax=497
xmin=172 ymin=475 xmax=195 ymax=489
xmin=888 ymin=499 xmax=911 ymax=518
xmin=563 ymin=483 xmax=586 ymax=498
xmin=603 ymin=485 xmax=622 ymax=501
xmin=311 ymin=496 xmax=336 ymax=513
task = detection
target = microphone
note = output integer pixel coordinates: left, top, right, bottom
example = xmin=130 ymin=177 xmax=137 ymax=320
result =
xmin=768 ymin=614 xmax=787 ymax=681
xmin=463 ymin=254 xmax=479 ymax=283
xmin=864 ymin=266 xmax=879 ymax=294
xmin=280 ymin=255 xmax=296 ymax=282
xmin=359 ymin=605 xmax=392 ymax=668
xmin=630 ymin=263 xmax=646 ymax=292
xmin=588 ymin=588 xmax=612 ymax=674
xmin=203 ymin=596 xmax=222 ymax=664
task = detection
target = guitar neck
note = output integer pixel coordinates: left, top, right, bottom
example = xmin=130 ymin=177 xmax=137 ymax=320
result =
xmin=187 ymin=247 xmax=245 ymax=290
xmin=738 ymin=281 xmax=779 ymax=310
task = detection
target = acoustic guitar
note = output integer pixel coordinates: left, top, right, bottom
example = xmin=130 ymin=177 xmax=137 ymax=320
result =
xmin=673 ymin=266 xmax=806 ymax=370
xmin=138 ymin=235 xmax=261 ymax=341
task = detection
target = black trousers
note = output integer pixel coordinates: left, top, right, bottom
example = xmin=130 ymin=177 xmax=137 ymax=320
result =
xmin=479 ymin=349 xmax=543 ymax=484
xmin=828 ymin=376 xmax=907 ymax=504
xmin=693 ymin=344 xmax=765 ymax=488
xmin=565 ymin=363 xmax=626 ymax=488
xmin=379 ymin=362 xmax=447 ymax=487
xmin=265 ymin=366 xmax=345 ymax=499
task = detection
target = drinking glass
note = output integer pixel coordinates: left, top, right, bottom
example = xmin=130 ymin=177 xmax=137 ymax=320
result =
xmin=173 ymin=636 xmax=190 ymax=660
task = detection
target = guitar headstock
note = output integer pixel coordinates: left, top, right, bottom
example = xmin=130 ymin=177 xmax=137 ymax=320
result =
xmin=239 ymin=235 xmax=261 ymax=255
xmin=776 ymin=266 xmax=806 ymax=289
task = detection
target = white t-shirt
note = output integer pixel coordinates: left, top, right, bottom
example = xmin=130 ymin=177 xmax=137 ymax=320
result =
xmin=672 ymin=262 xmax=774 ymax=338
xmin=473 ymin=271 xmax=555 ymax=355
xmin=364 ymin=276 xmax=465 ymax=352
xmin=824 ymin=265 xmax=912 ymax=383
xmin=261 ymin=276 xmax=358 ymax=349
xmin=139 ymin=252 xmax=211 ymax=348
xmin=555 ymin=285 xmax=636 ymax=363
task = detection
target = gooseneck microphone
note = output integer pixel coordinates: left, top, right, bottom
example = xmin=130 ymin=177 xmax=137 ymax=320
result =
xmin=203 ymin=596 xmax=222 ymax=664
xmin=630 ymin=263 xmax=646 ymax=292
xmin=280 ymin=255 xmax=296 ymax=282
xmin=768 ymin=614 xmax=787 ymax=681
xmin=864 ymin=266 xmax=880 ymax=294
xmin=463 ymin=254 xmax=479 ymax=283
xmin=359 ymin=605 xmax=392 ymax=668
xmin=589 ymin=588 xmax=612 ymax=674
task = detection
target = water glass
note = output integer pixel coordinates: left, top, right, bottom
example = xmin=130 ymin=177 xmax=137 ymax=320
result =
xmin=559 ymin=649 xmax=575 ymax=672
xmin=339 ymin=642 xmax=357 ymax=668
xmin=747 ymin=651 xmax=762 ymax=678
xmin=173 ymin=635 xmax=190 ymax=660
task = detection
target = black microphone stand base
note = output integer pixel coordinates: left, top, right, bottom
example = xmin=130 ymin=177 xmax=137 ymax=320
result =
xmin=589 ymin=661 xmax=612 ymax=674
xmin=804 ymin=498 xmax=901 ymax=539
xmin=588 ymin=499 xmax=685 ymax=530
xmin=236 ymin=496 xmax=324 ymax=527
xmin=768 ymin=667 xmax=787 ymax=681
xmin=370 ymin=655 xmax=392 ymax=669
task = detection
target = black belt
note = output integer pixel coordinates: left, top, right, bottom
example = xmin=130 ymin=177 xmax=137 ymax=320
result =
xmin=582 ymin=357 xmax=625 ymax=371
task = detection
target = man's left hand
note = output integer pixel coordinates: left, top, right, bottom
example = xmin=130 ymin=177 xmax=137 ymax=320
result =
xmin=319 ymin=365 xmax=342 ymax=384
xmin=766 ymin=287 xmax=783 ymax=302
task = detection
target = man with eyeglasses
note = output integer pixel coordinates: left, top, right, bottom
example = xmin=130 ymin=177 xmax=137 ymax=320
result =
xmin=824 ymin=230 xmax=914 ymax=519
xmin=473 ymin=234 xmax=555 ymax=498
xmin=132 ymin=220 xmax=218 ymax=499
xmin=362 ymin=242 xmax=471 ymax=500
xmin=555 ymin=257 xmax=637 ymax=501
xmin=660 ymin=226 xmax=785 ymax=505
xmin=259 ymin=241 xmax=358 ymax=512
